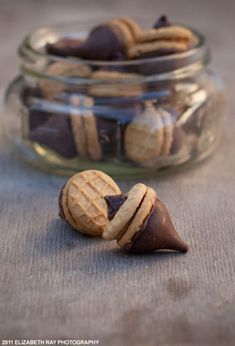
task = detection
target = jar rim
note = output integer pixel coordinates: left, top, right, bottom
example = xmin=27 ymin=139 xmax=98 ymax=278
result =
xmin=18 ymin=18 xmax=210 ymax=82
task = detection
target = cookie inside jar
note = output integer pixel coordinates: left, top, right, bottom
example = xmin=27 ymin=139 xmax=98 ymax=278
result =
xmin=9 ymin=15 xmax=225 ymax=176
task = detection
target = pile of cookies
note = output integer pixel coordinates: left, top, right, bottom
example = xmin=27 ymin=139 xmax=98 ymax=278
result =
xmin=46 ymin=15 xmax=196 ymax=61
xmin=59 ymin=170 xmax=188 ymax=254
xmin=20 ymin=15 xmax=217 ymax=168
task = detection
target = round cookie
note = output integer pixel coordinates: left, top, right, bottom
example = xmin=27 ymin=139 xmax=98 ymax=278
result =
xmin=128 ymin=40 xmax=188 ymax=59
xmin=118 ymin=186 xmax=156 ymax=247
xmin=109 ymin=19 xmax=135 ymax=49
xmin=69 ymin=94 xmax=102 ymax=160
xmin=70 ymin=114 xmax=87 ymax=158
xmin=124 ymin=102 xmax=164 ymax=164
xmin=39 ymin=61 xmax=91 ymax=99
xmin=44 ymin=61 xmax=91 ymax=78
xmin=138 ymin=26 xmax=193 ymax=43
xmin=115 ymin=17 xmax=142 ymax=41
xmin=70 ymin=94 xmax=94 ymax=158
xmin=61 ymin=170 xmax=121 ymax=236
xmin=103 ymin=183 xmax=147 ymax=240
xmin=88 ymin=70 xmax=144 ymax=98
xmin=128 ymin=25 xmax=194 ymax=59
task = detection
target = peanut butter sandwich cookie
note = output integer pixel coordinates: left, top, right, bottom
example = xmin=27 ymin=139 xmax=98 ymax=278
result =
xmin=125 ymin=102 xmax=177 ymax=165
xmin=115 ymin=17 xmax=142 ymax=41
xmin=128 ymin=40 xmax=188 ymax=59
xmin=83 ymin=113 xmax=102 ymax=161
xmin=125 ymin=102 xmax=164 ymax=164
xmin=103 ymin=183 xmax=188 ymax=253
xmin=124 ymin=102 xmax=166 ymax=165
xmin=107 ymin=18 xmax=136 ymax=50
xmin=69 ymin=94 xmax=102 ymax=160
xmin=70 ymin=92 xmax=122 ymax=160
xmin=70 ymin=94 xmax=92 ymax=159
xmin=39 ymin=61 xmax=91 ymax=100
xmin=88 ymin=71 xmax=144 ymax=98
xmin=59 ymin=170 xmax=121 ymax=236
xmin=138 ymin=26 xmax=193 ymax=44
xmin=128 ymin=15 xmax=195 ymax=59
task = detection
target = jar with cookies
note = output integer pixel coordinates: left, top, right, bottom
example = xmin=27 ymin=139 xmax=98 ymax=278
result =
xmin=4 ymin=16 xmax=226 ymax=177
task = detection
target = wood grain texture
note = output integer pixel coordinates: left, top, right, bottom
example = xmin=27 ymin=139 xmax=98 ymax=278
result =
xmin=0 ymin=0 xmax=235 ymax=345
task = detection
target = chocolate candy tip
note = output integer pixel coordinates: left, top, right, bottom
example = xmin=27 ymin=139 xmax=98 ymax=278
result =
xmin=104 ymin=194 xmax=127 ymax=221
xmin=127 ymin=199 xmax=189 ymax=254
xmin=153 ymin=15 xmax=171 ymax=29
xmin=171 ymin=237 xmax=189 ymax=253
xmin=181 ymin=240 xmax=189 ymax=253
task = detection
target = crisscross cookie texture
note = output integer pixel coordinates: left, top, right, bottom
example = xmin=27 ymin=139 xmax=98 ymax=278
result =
xmin=65 ymin=170 xmax=121 ymax=236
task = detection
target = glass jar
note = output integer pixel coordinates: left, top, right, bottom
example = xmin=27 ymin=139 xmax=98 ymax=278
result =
xmin=3 ymin=19 xmax=226 ymax=178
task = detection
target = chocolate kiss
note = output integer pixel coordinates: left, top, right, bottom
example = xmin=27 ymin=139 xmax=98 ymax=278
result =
xmin=153 ymin=15 xmax=171 ymax=29
xmin=105 ymin=194 xmax=127 ymax=221
xmin=77 ymin=25 xmax=125 ymax=61
xmin=128 ymin=199 xmax=188 ymax=254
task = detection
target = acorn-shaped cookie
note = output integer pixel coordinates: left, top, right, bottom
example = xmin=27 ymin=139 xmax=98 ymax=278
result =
xmin=47 ymin=17 xmax=141 ymax=60
xmin=59 ymin=170 xmax=121 ymax=236
xmin=103 ymin=183 xmax=188 ymax=253
xmin=77 ymin=17 xmax=140 ymax=60
xmin=125 ymin=102 xmax=176 ymax=166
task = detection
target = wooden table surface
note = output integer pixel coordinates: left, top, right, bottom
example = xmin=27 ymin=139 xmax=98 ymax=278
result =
xmin=0 ymin=1 xmax=235 ymax=345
